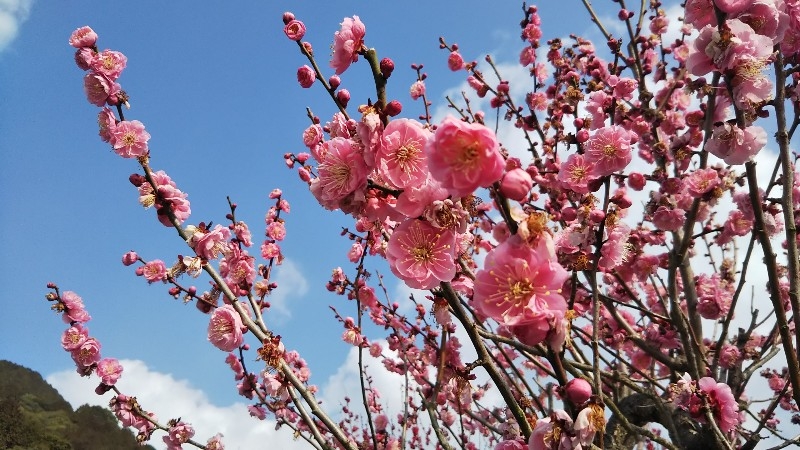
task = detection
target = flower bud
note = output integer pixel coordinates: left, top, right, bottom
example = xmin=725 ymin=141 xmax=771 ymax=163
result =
xmin=297 ymin=65 xmax=316 ymax=88
xmin=329 ymin=75 xmax=341 ymax=89
xmin=380 ymin=57 xmax=395 ymax=79
xmin=384 ymin=100 xmax=402 ymax=117
xmin=448 ymin=51 xmax=465 ymax=71
xmin=499 ymin=168 xmax=533 ymax=202
xmin=336 ymin=89 xmax=351 ymax=107
xmin=122 ymin=251 xmax=138 ymax=266
xmin=284 ymin=19 xmax=306 ymax=41
xmin=128 ymin=173 xmax=145 ymax=187
xmin=564 ymin=378 xmax=592 ymax=405
xmin=282 ymin=12 xmax=295 ymax=24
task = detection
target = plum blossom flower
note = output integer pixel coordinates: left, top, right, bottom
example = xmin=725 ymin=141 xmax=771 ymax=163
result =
xmin=96 ymin=358 xmax=123 ymax=385
xmin=140 ymin=259 xmax=168 ymax=283
xmin=71 ymin=337 xmax=102 ymax=368
xmin=652 ymin=206 xmax=685 ymax=231
xmin=377 ymin=118 xmax=431 ymax=189
xmin=499 ymin=168 xmax=533 ymax=201
xmin=558 ymin=153 xmax=596 ymax=194
xmin=386 ymin=218 xmax=457 ymax=289
xmin=283 ymin=19 xmax=306 ymax=41
xmin=208 ymin=304 xmax=244 ymax=352
xmin=330 ymin=16 xmax=366 ymax=74
xmin=584 ymin=125 xmax=633 ymax=177
xmin=110 ymin=120 xmax=150 ymax=158
xmin=410 ymin=80 xmax=426 ymax=100
xmin=426 ymin=116 xmax=505 ymax=198
xmin=60 ymin=291 xmax=91 ymax=324
xmin=97 ymin=107 xmax=116 ymax=142
xmin=448 ymin=51 xmax=465 ymax=71
xmin=473 ymin=235 xmax=569 ymax=346
xmin=685 ymin=168 xmax=721 ymax=197
xmin=316 ymin=137 xmax=369 ymax=203
xmin=90 ymin=49 xmax=127 ymax=80
xmin=83 ymin=73 xmax=119 ymax=107
xmin=137 ymin=170 xmax=191 ymax=227
xmin=296 ymin=65 xmax=316 ymax=88
xmin=164 ymin=421 xmax=195 ymax=450
xmin=706 ymin=123 xmax=767 ymax=165
xmin=69 ymin=26 xmax=98 ymax=48
xmin=61 ymin=324 xmax=89 ymax=351
xmin=564 ymin=378 xmax=593 ymax=405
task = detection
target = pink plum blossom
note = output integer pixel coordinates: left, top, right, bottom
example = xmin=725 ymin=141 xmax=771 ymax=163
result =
xmin=61 ymin=324 xmax=89 ymax=351
xmin=208 ymin=304 xmax=245 ymax=352
xmin=706 ymin=123 xmax=767 ymax=165
xmin=110 ymin=120 xmax=150 ymax=158
xmin=60 ymin=291 xmax=91 ymax=323
xmin=426 ymin=116 xmax=505 ymax=198
xmin=71 ymin=337 xmax=102 ymax=368
xmin=316 ymin=137 xmax=369 ymax=204
xmin=96 ymin=358 xmax=123 ymax=385
xmin=564 ymin=378 xmax=593 ymax=405
xmin=140 ymin=259 xmax=168 ymax=283
xmin=377 ymin=118 xmax=431 ymax=189
xmin=297 ymin=65 xmax=316 ymax=88
xmin=164 ymin=421 xmax=195 ymax=450
xmin=189 ymin=224 xmax=231 ymax=260
xmin=90 ymin=49 xmax=127 ymax=80
xmin=584 ymin=125 xmax=633 ymax=177
xmin=69 ymin=26 xmax=98 ymax=48
xmin=137 ymin=170 xmax=191 ymax=227
xmin=386 ymin=218 xmax=457 ymax=289
xmin=330 ymin=16 xmax=366 ymax=74
xmin=83 ymin=73 xmax=119 ymax=106
xmin=410 ymin=80 xmax=426 ymax=100
xmin=283 ymin=19 xmax=306 ymax=41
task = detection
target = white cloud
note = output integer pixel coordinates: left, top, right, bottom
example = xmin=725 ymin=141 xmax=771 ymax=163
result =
xmin=47 ymin=359 xmax=311 ymax=450
xmin=266 ymin=258 xmax=309 ymax=321
xmin=0 ymin=0 xmax=32 ymax=53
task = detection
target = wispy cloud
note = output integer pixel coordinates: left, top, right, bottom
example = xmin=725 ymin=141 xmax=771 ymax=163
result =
xmin=0 ymin=0 xmax=33 ymax=53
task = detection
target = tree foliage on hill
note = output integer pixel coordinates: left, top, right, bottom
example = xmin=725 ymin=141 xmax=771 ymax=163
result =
xmin=0 ymin=360 xmax=154 ymax=450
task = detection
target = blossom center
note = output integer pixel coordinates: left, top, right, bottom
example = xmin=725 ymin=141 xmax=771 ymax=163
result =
xmin=602 ymin=144 xmax=618 ymax=157
xmin=394 ymin=143 xmax=420 ymax=172
xmin=122 ymin=132 xmax=137 ymax=146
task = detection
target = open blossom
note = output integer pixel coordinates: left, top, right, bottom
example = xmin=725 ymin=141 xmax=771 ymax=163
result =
xmin=208 ymin=304 xmax=244 ymax=352
xmin=426 ymin=116 xmax=504 ymax=198
xmin=137 ymin=170 xmax=191 ymax=226
xmin=386 ymin=218 xmax=457 ymax=289
xmin=60 ymin=291 xmax=91 ymax=323
xmin=330 ymin=16 xmax=366 ymax=74
xmin=69 ymin=26 xmax=98 ymax=48
xmin=684 ymin=168 xmax=720 ymax=197
xmin=584 ymin=125 xmax=632 ymax=177
xmin=61 ymin=324 xmax=89 ymax=351
xmin=96 ymin=358 xmax=123 ymax=385
xmin=706 ymin=123 xmax=767 ymax=165
xmin=558 ymin=153 xmax=596 ymax=194
xmin=410 ymin=80 xmax=426 ymax=100
xmin=377 ymin=118 xmax=431 ymax=189
xmin=164 ymin=421 xmax=195 ymax=450
xmin=83 ymin=73 xmax=119 ymax=106
xmin=71 ymin=337 xmax=102 ymax=368
xmin=283 ymin=19 xmax=306 ymax=41
xmin=110 ymin=120 xmax=150 ymax=158
xmin=316 ymin=137 xmax=369 ymax=203
xmin=90 ymin=49 xmax=127 ymax=80
xmin=140 ymin=259 xmax=168 ymax=283
xmin=189 ymin=224 xmax=231 ymax=260
xmin=473 ymin=235 xmax=569 ymax=346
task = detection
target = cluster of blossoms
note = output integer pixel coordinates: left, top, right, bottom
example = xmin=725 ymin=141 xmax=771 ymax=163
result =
xmin=56 ymin=0 xmax=800 ymax=448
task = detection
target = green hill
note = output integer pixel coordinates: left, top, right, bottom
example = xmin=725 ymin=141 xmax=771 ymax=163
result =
xmin=0 ymin=360 xmax=156 ymax=450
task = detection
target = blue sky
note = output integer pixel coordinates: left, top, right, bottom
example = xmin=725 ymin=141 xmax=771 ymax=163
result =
xmin=0 ymin=1 xmax=614 ymax=447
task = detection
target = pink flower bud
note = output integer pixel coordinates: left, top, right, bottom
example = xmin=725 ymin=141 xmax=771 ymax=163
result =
xmin=380 ymin=57 xmax=395 ymax=79
xmin=122 ymin=251 xmax=138 ymax=266
xmin=627 ymin=172 xmax=646 ymax=190
xmin=297 ymin=65 xmax=316 ymax=88
xmin=589 ymin=209 xmax=606 ymax=223
xmin=564 ymin=378 xmax=592 ymax=405
xmin=499 ymin=168 xmax=533 ymax=201
xmin=69 ymin=26 xmax=97 ymax=48
xmin=282 ymin=12 xmax=295 ymax=24
xmin=336 ymin=89 xmax=351 ymax=107
xmin=448 ymin=51 xmax=465 ymax=71
xmin=384 ymin=100 xmax=402 ymax=117
xmin=329 ymin=75 xmax=341 ymax=89
xmin=298 ymin=167 xmax=311 ymax=182
xmin=284 ymin=19 xmax=306 ymax=41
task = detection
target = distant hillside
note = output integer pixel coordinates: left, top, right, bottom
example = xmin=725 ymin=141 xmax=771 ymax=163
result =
xmin=0 ymin=360 xmax=156 ymax=450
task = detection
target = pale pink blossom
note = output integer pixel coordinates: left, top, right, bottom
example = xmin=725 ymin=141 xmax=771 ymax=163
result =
xmin=394 ymin=175 xmax=448 ymax=218
xmin=652 ymin=206 xmax=686 ymax=231
xmin=189 ymin=224 xmax=231 ymax=260
xmin=90 ymin=49 xmax=127 ymax=81
xmin=706 ymin=123 xmax=767 ymax=165
xmin=110 ymin=120 xmax=150 ymax=158
xmin=97 ymin=107 xmax=117 ymax=143
xmin=684 ymin=168 xmax=720 ymax=197
xmin=528 ymin=410 xmax=574 ymax=450
xmin=426 ymin=116 xmax=505 ymax=197
xmin=410 ymin=80 xmax=426 ymax=100
xmin=266 ymin=221 xmax=287 ymax=241
xmin=208 ymin=304 xmax=244 ymax=352
xmin=70 ymin=26 xmax=98 ymax=48
xmin=584 ymin=125 xmax=633 ymax=177
xmin=206 ymin=434 xmax=225 ymax=450
xmin=71 ymin=337 xmax=102 ymax=368
xmin=473 ymin=235 xmax=569 ymax=338
xmin=164 ymin=421 xmax=195 ymax=450
xmin=330 ymin=16 xmax=366 ymax=74
xmin=220 ymin=247 xmax=256 ymax=295
xmin=96 ymin=358 xmax=123 ymax=385
xmin=377 ymin=118 xmax=431 ymax=189
xmin=140 ymin=259 xmax=168 ymax=283
xmin=60 ymin=291 xmax=91 ymax=323
xmin=386 ymin=218 xmax=457 ymax=289
xmin=348 ymin=242 xmax=364 ymax=262
xmin=144 ymin=170 xmax=191 ymax=226
xmin=558 ymin=153 xmax=596 ymax=194
xmin=83 ymin=73 xmax=119 ymax=106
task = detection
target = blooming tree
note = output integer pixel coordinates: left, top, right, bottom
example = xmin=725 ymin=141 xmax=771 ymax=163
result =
xmin=47 ymin=1 xmax=800 ymax=449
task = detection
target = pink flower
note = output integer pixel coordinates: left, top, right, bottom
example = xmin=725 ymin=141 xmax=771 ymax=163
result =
xmin=163 ymin=421 xmax=195 ymax=450
xmin=564 ymin=378 xmax=593 ymax=405
xmin=206 ymin=434 xmax=225 ymax=450
xmin=61 ymin=324 xmax=89 ymax=351
xmin=297 ymin=65 xmax=316 ymax=88
xmin=558 ymin=153 xmax=596 ymax=194
xmin=110 ymin=120 xmax=150 ymax=158
xmin=261 ymin=241 xmax=281 ymax=259
xmin=208 ymin=304 xmax=244 ymax=352
xmin=652 ymin=206 xmax=685 ymax=231
xmin=316 ymin=137 xmax=369 ymax=203
xmin=69 ymin=26 xmax=97 ymax=48
xmin=283 ymin=19 xmax=306 ymax=41
xmin=121 ymin=249 xmax=137 ymax=266
xmin=410 ymin=80 xmax=426 ymax=100
xmin=267 ymin=221 xmax=286 ymax=241
xmin=584 ymin=125 xmax=632 ymax=177
xmin=97 ymin=107 xmax=116 ymax=142
xmin=528 ymin=410 xmax=573 ymax=450
xmin=706 ymin=123 xmax=767 ymax=165
xmin=90 ymin=49 xmax=127 ymax=81
xmin=426 ymin=116 xmax=505 ymax=198
xmin=60 ymin=291 xmax=91 ymax=324
xmin=473 ymin=235 xmax=569 ymax=331
xmin=448 ymin=51 xmax=465 ymax=71
xmin=71 ymin=337 xmax=102 ymax=368
xmin=718 ymin=344 xmax=742 ymax=369
xmin=138 ymin=170 xmax=192 ymax=227
xmin=499 ymin=168 xmax=533 ymax=201
xmin=220 ymin=247 xmax=256 ymax=296
xmin=83 ymin=73 xmax=118 ymax=106
xmin=140 ymin=259 xmax=168 ymax=283
xmin=386 ymin=218 xmax=457 ymax=289
xmin=698 ymin=377 xmax=741 ymax=432
xmin=189 ymin=224 xmax=231 ymax=260
xmin=330 ymin=16 xmax=366 ymax=74
xmin=348 ymin=242 xmax=364 ymax=263
xmin=377 ymin=118 xmax=431 ymax=189
xmin=96 ymin=358 xmax=123 ymax=385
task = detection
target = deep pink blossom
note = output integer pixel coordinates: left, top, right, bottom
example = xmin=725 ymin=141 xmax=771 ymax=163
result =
xmin=96 ymin=358 xmax=123 ymax=385
xmin=138 ymin=170 xmax=192 ymax=227
xmin=316 ymin=137 xmax=369 ymax=203
xmin=499 ymin=168 xmax=533 ymax=201
xmin=558 ymin=153 xmax=596 ymax=194
xmin=426 ymin=116 xmax=505 ymax=197
xmin=652 ymin=206 xmax=686 ymax=231
xmin=110 ymin=120 xmax=150 ymax=158
xmin=297 ymin=65 xmax=316 ymax=88
xmin=584 ymin=125 xmax=633 ymax=177
xmin=564 ymin=378 xmax=593 ymax=405
xmin=97 ymin=107 xmax=116 ymax=142
xmin=69 ymin=26 xmax=97 ymax=48
xmin=448 ymin=51 xmax=465 ymax=71
xmin=684 ymin=168 xmax=720 ymax=197
xmin=377 ymin=118 xmax=431 ymax=189
xmin=386 ymin=218 xmax=457 ymax=289
xmin=698 ymin=377 xmax=741 ymax=432
xmin=284 ymin=19 xmax=306 ymax=41
xmin=330 ymin=16 xmax=366 ymax=74
xmin=83 ymin=73 xmax=119 ymax=106
xmin=208 ymin=304 xmax=244 ymax=352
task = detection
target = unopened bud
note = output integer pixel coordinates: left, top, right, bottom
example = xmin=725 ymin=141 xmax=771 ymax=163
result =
xmin=129 ymin=173 xmax=145 ymax=187
xmin=282 ymin=12 xmax=295 ymax=24
xmin=384 ymin=100 xmax=402 ymax=117
xmin=336 ymin=89 xmax=351 ymax=107
xmin=380 ymin=57 xmax=395 ymax=79
xmin=329 ymin=75 xmax=341 ymax=89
